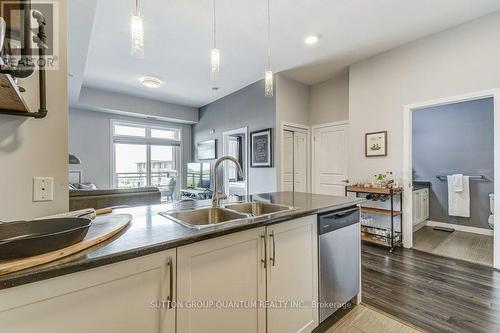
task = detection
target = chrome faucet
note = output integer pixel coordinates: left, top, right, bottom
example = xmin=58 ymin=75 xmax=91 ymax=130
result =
xmin=212 ymin=156 xmax=244 ymax=207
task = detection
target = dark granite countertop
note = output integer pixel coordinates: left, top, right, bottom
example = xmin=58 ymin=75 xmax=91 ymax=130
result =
xmin=0 ymin=192 xmax=365 ymax=290
xmin=413 ymin=181 xmax=431 ymax=191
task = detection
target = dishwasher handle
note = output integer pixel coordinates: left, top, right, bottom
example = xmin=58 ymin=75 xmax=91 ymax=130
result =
xmin=318 ymin=206 xmax=359 ymax=234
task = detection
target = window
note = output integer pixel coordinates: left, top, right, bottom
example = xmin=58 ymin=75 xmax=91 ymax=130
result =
xmin=112 ymin=121 xmax=181 ymax=202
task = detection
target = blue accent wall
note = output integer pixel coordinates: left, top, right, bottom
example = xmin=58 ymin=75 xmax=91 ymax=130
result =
xmin=412 ymin=98 xmax=494 ymax=229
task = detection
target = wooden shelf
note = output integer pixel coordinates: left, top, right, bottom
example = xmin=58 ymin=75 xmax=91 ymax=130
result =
xmin=361 ymin=226 xmax=401 ymax=239
xmin=346 ymin=186 xmax=403 ymax=195
xmin=361 ymin=207 xmax=402 ymax=217
xmin=0 ymin=74 xmax=30 ymax=113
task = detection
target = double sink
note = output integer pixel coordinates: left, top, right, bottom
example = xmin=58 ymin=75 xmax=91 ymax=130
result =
xmin=160 ymin=202 xmax=295 ymax=229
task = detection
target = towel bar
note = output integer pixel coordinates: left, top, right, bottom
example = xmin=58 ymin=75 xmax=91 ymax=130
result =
xmin=435 ymin=175 xmax=485 ymax=181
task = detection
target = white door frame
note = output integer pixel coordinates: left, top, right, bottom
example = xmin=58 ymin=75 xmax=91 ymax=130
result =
xmin=403 ymin=89 xmax=500 ymax=269
xmin=311 ymin=121 xmax=349 ymax=195
xmin=280 ymin=122 xmax=310 ymax=192
xmin=222 ymin=127 xmax=249 ymax=196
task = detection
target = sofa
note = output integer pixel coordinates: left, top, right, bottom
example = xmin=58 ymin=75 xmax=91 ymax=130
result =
xmin=69 ymin=187 xmax=162 ymax=211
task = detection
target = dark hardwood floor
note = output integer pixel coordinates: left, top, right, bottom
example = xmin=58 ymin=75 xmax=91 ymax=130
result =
xmin=362 ymin=243 xmax=500 ymax=333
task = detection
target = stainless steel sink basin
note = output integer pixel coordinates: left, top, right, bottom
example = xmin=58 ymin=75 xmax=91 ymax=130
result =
xmin=159 ymin=207 xmax=248 ymax=229
xmin=224 ymin=202 xmax=293 ymax=216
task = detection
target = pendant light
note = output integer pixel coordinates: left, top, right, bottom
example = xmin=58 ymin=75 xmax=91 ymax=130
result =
xmin=130 ymin=0 xmax=144 ymax=59
xmin=264 ymin=0 xmax=273 ymax=97
xmin=210 ymin=0 xmax=220 ymax=80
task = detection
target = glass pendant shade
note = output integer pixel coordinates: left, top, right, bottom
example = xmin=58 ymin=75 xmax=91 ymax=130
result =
xmin=210 ymin=48 xmax=220 ymax=80
xmin=265 ymin=70 xmax=273 ymax=97
xmin=130 ymin=12 xmax=144 ymax=58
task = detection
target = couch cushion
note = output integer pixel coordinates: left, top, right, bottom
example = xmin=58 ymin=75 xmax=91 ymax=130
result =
xmin=69 ymin=187 xmax=160 ymax=197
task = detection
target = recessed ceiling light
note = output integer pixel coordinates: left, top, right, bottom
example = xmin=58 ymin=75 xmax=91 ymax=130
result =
xmin=305 ymin=34 xmax=321 ymax=45
xmin=140 ymin=77 xmax=162 ymax=88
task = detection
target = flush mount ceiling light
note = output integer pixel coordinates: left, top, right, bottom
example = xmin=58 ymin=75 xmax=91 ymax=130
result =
xmin=264 ymin=0 xmax=273 ymax=97
xmin=130 ymin=0 xmax=144 ymax=58
xmin=305 ymin=34 xmax=321 ymax=45
xmin=140 ymin=77 xmax=162 ymax=88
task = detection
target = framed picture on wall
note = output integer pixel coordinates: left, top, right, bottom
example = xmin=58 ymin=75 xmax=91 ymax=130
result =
xmin=365 ymin=131 xmax=387 ymax=157
xmin=197 ymin=139 xmax=217 ymax=160
xmin=250 ymin=128 xmax=273 ymax=167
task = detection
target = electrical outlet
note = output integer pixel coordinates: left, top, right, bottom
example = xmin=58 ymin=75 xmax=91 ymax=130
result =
xmin=33 ymin=177 xmax=54 ymax=202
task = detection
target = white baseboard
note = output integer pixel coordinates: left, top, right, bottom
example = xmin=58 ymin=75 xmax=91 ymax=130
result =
xmin=426 ymin=220 xmax=493 ymax=236
xmin=413 ymin=220 xmax=427 ymax=232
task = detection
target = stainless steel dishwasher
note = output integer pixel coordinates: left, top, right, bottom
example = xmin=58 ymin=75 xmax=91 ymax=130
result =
xmin=318 ymin=206 xmax=360 ymax=323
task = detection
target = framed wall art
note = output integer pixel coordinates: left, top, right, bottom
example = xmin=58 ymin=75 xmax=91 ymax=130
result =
xmin=365 ymin=131 xmax=387 ymax=157
xmin=250 ymin=128 xmax=273 ymax=167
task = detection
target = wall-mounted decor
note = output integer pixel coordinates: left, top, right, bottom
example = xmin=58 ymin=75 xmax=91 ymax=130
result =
xmin=197 ymin=139 xmax=217 ymax=160
xmin=365 ymin=131 xmax=387 ymax=157
xmin=250 ymin=128 xmax=273 ymax=167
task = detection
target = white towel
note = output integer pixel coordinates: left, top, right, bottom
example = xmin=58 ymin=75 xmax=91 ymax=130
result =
xmin=449 ymin=174 xmax=464 ymax=192
xmin=447 ymin=175 xmax=470 ymax=217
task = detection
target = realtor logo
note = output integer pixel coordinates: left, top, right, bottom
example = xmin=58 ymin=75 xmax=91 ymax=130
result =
xmin=0 ymin=0 xmax=59 ymax=71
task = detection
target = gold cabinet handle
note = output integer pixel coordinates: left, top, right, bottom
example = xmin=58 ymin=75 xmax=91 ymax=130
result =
xmin=270 ymin=230 xmax=276 ymax=267
xmin=261 ymin=233 xmax=267 ymax=269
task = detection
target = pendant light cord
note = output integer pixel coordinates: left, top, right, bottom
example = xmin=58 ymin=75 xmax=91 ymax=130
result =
xmin=135 ymin=0 xmax=139 ymax=14
xmin=213 ymin=0 xmax=217 ymax=48
xmin=267 ymin=0 xmax=271 ymax=70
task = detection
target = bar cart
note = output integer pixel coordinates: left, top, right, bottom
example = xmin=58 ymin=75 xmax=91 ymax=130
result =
xmin=346 ymin=186 xmax=403 ymax=252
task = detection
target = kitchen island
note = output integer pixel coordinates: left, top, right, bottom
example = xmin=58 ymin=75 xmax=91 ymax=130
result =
xmin=0 ymin=192 xmax=364 ymax=333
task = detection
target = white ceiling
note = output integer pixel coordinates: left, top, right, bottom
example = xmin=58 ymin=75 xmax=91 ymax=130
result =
xmin=70 ymin=0 xmax=500 ymax=108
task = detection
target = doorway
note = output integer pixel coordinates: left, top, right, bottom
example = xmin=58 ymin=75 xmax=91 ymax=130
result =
xmin=222 ymin=127 xmax=248 ymax=196
xmin=403 ymin=89 xmax=500 ymax=269
xmin=312 ymin=122 xmax=348 ymax=196
xmin=280 ymin=123 xmax=309 ymax=192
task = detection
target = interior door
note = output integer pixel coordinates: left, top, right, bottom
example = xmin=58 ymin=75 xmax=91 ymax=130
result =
xmin=294 ymin=132 xmax=308 ymax=192
xmin=282 ymin=130 xmax=294 ymax=191
xmin=313 ymin=124 xmax=348 ymax=196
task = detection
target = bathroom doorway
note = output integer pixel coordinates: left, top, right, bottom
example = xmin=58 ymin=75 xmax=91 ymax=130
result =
xmin=403 ymin=89 xmax=500 ymax=268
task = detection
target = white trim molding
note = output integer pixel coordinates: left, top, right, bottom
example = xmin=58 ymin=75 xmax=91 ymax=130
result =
xmin=425 ymin=220 xmax=493 ymax=236
xmin=279 ymin=122 xmax=311 ymax=193
xmin=311 ymin=120 xmax=349 ymax=130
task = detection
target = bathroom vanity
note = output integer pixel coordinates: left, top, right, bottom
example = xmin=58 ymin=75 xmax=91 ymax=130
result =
xmin=0 ymin=192 xmax=364 ymax=333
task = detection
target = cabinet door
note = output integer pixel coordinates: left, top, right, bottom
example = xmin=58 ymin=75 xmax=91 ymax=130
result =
xmin=267 ymin=216 xmax=318 ymax=333
xmin=421 ymin=189 xmax=429 ymax=221
xmin=0 ymin=249 xmax=176 ymax=333
xmin=177 ymin=227 xmax=266 ymax=333
xmin=413 ymin=191 xmax=422 ymax=224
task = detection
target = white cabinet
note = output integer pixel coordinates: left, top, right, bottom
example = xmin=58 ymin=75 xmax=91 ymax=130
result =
xmin=177 ymin=216 xmax=319 ymax=333
xmin=177 ymin=227 xmax=267 ymax=333
xmin=413 ymin=188 xmax=430 ymax=225
xmin=266 ymin=215 xmax=318 ymax=333
xmin=421 ymin=190 xmax=429 ymax=221
xmin=0 ymin=249 xmax=176 ymax=333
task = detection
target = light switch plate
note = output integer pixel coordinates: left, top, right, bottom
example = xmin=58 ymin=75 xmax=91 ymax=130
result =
xmin=33 ymin=177 xmax=54 ymax=202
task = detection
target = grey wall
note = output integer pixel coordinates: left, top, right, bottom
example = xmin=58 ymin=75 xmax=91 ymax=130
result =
xmin=78 ymin=87 xmax=199 ymax=124
xmin=193 ymin=80 xmax=277 ymax=194
xmin=412 ymin=98 xmax=494 ymax=229
xmin=309 ymin=71 xmax=349 ymax=125
xmin=69 ymin=108 xmax=192 ymax=189
xmin=349 ymin=11 xmax=500 ymax=181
